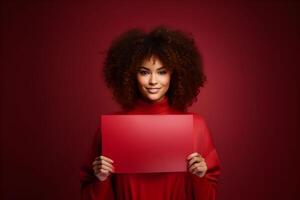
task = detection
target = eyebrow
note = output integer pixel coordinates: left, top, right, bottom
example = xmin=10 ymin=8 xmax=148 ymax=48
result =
xmin=139 ymin=66 xmax=166 ymax=71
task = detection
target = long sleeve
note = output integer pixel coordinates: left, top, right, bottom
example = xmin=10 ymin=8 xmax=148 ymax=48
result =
xmin=80 ymin=128 xmax=114 ymax=200
xmin=191 ymin=114 xmax=221 ymax=200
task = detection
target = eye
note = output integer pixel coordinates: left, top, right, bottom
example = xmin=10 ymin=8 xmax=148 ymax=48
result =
xmin=139 ymin=70 xmax=149 ymax=76
xmin=158 ymin=70 xmax=167 ymax=75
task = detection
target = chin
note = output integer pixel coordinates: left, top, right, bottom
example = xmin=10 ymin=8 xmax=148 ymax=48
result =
xmin=145 ymin=94 xmax=164 ymax=102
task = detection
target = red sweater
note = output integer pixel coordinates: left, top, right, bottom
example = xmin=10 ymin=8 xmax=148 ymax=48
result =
xmin=80 ymin=97 xmax=221 ymax=200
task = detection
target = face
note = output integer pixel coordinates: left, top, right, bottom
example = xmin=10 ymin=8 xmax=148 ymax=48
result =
xmin=136 ymin=56 xmax=171 ymax=103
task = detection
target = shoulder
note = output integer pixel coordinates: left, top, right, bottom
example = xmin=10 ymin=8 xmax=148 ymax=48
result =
xmin=98 ymin=111 xmax=127 ymax=126
xmin=185 ymin=111 xmax=204 ymax=120
xmin=186 ymin=112 xmax=208 ymax=127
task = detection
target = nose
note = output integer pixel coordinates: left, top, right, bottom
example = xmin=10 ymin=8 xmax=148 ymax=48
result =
xmin=149 ymin=73 xmax=157 ymax=85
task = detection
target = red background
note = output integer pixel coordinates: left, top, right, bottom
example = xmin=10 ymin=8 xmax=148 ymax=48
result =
xmin=1 ymin=1 xmax=299 ymax=200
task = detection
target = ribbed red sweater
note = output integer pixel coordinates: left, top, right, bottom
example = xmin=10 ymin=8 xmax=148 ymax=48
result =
xmin=80 ymin=97 xmax=221 ymax=200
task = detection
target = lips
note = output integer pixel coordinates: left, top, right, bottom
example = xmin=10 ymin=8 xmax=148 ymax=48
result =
xmin=146 ymin=88 xmax=161 ymax=94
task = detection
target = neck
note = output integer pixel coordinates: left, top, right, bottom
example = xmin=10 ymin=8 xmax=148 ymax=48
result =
xmin=126 ymin=96 xmax=178 ymax=114
xmin=139 ymin=95 xmax=167 ymax=104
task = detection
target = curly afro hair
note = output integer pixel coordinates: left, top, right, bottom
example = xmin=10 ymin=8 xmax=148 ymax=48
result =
xmin=103 ymin=26 xmax=207 ymax=111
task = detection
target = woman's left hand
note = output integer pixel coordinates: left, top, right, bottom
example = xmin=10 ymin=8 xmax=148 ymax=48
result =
xmin=187 ymin=152 xmax=207 ymax=177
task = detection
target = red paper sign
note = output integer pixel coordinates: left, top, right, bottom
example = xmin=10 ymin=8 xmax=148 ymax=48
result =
xmin=101 ymin=115 xmax=193 ymax=173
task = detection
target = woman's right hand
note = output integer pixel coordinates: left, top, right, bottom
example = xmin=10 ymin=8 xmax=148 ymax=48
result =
xmin=92 ymin=155 xmax=115 ymax=181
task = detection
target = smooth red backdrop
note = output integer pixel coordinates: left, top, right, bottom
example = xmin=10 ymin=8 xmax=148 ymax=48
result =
xmin=1 ymin=1 xmax=299 ymax=200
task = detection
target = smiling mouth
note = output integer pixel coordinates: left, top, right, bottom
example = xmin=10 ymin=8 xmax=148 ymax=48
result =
xmin=146 ymin=88 xmax=161 ymax=94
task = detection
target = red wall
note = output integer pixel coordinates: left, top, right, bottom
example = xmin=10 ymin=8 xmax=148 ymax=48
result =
xmin=1 ymin=1 xmax=299 ymax=199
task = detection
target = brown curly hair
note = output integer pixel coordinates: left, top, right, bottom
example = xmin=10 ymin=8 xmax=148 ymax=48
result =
xmin=103 ymin=26 xmax=206 ymax=111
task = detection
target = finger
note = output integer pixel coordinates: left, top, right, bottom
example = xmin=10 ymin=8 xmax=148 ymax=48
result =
xmin=93 ymin=164 xmax=102 ymax=171
xmin=188 ymin=156 xmax=203 ymax=166
xmin=187 ymin=152 xmax=199 ymax=160
xmin=93 ymin=165 xmax=102 ymax=174
xmin=92 ymin=160 xmax=100 ymax=166
xmin=187 ymin=152 xmax=203 ymax=160
xmin=92 ymin=160 xmax=103 ymax=167
xmin=93 ymin=158 xmax=114 ymax=169
xmin=101 ymin=164 xmax=115 ymax=173
xmin=93 ymin=160 xmax=114 ymax=169
xmin=100 ymin=169 xmax=110 ymax=176
xmin=94 ymin=168 xmax=100 ymax=174
xmin=189 ymin=161 xmax=206 ymax=171
xmin=93 ymin=166 xmax=98 ymax=173
xmin=95 ymin=168 xmax=109 ymax=175
xmin=95 ymin=156 xmax=101 ymax=161
xmin=189 ymin=162 xmax=201 ymax=172
xmin=188 ymin=157 xmax=199 ymax=166
xmin=100 ymin=155 xmax=114 ymax=163
xmin=102 ymin=161 xmax=114 ymax=170
xmin=192 ymin=167 xmax=205 ymax=175
xmin=94 ymin=156 xmax=114 ymax=163
xmin=192 ymin=165 xmax=207 ymax=174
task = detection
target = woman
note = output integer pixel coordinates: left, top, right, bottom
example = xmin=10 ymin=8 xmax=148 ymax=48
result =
xmin=80 ymin=26 xmax=221 ymax=200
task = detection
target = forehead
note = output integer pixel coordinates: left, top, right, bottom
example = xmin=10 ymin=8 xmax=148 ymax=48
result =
xmin=141 ymin=56 xmax=164 ymax=70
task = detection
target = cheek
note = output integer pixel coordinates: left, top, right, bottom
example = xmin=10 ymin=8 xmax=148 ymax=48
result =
xmin=161 ymin=76 xmax=171 ymax=87
xmin=137 ymin=75 xmax=147 ymax=87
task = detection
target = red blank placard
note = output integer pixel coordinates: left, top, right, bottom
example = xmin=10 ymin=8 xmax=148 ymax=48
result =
xmin=101 ymin=115 xmax=193 ymax=173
